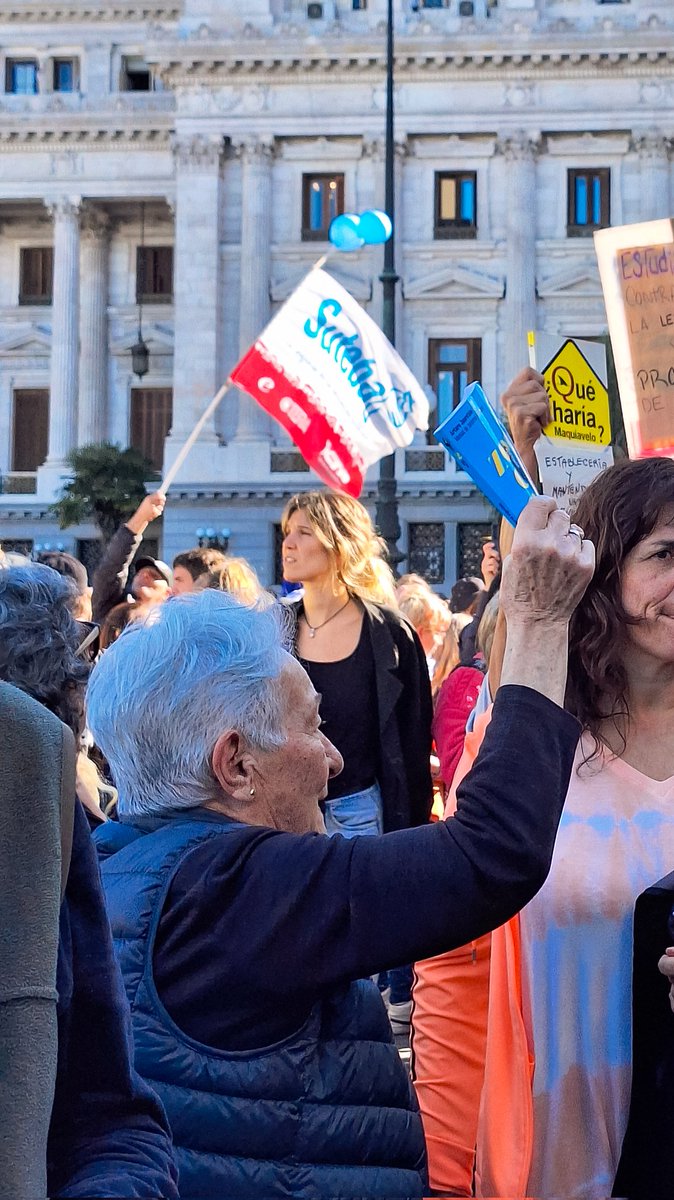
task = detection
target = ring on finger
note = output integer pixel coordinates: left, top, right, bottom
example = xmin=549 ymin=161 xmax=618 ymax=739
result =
xmin=567 ymin=523 xmax=585 ymax=542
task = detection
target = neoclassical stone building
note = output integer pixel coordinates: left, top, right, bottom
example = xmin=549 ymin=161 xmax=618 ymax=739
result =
xmin=0 ymin=0 xmax=672 ymax=586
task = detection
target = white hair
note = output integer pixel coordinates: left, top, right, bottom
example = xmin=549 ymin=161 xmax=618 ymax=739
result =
xmin=86 ymin=590 xmax=290 ymax=819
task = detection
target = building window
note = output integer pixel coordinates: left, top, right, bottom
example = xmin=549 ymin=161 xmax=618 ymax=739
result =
xmin=567 ymin=168 xmax=610 ymax=236
xmin=136 ymin=246 xmax=173 ymax=303
xmin=12 ymin=389 xmax=49 ymax=472
xmin=421 ymin=0 xmax=447 ymax=7
xmin=457 ymin=522 xmax=491 ymax=580
xmin=427 ymin=337 xmax=481 ymax=442
xmin=6 ymin=59 xmax=38 ymax=95
xmin=130 ymin=388 xmax=172 ymax=470
xmin=435 ymin=171 xmax=477 ymax=238
xmin=408 ymin=523 xmax=445 ymax=585
xmin=19 ymin=247 xmax=53 ymax=305
xmin=53 ymin=58 xmax=76 ymax=93
xmin=353 ymin=0 xmax=367 ymax=7
xmin=302 ymin=174 xmax=345 ymax=240
xmin=121 ymin=56 xmax=152 ymax=92
xmin=270 ymin=449 xmax=310 ymax=473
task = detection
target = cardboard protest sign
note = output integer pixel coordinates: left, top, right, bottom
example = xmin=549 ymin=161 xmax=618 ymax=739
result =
xmin=528 ymin=332 xmax=614 ymax=508
xmin=595 ymin=219 xmax=674 ymax=458
xmin=230 ymin=267 xmax=429 ymax=496
xmin=434 ymin=382 xmax=537 ymax=526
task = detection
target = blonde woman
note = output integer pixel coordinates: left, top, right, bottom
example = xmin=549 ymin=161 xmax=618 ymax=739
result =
xmin=398 ymin=586 xmax=451 ymax=678
xmin=195 ymin=555 xmax=268 ymax=607
xmin=281 ymin=489 xmax=433 ymax=840
xmin=430 ymin=619 xmax=461 ymax=702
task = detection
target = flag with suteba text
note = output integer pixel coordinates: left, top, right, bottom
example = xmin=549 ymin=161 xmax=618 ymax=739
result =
xmin=229 ymin=267 xmax=429 ymax=496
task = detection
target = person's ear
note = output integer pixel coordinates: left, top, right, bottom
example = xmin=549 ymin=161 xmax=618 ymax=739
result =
xmin=211 ymin=730 xmax=256 ymax=802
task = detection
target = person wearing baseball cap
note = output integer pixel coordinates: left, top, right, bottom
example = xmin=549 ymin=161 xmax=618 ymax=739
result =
xmin=131 ymin=555 xmax=173 ymax=603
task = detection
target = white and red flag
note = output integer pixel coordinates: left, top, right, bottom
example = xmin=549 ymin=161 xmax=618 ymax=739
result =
xmin=230 ymin=267 xmax=429 ymax=496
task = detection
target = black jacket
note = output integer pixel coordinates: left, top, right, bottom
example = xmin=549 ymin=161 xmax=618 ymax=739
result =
xmin=92 ymin=526 xmax=142 ymax=624
xmin=613 ymin=871 xmax=674 ymax=1200
xmin=288 ymin=599 xmax=433 ymax=832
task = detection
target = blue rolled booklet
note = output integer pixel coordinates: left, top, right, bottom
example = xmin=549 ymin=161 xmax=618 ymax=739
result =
xmin=434 ymin=382 xmax=537 ymax=526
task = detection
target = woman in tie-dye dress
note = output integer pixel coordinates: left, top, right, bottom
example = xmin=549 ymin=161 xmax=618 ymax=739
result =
xmin=412 ymin=455 xmax=674 ymax=1200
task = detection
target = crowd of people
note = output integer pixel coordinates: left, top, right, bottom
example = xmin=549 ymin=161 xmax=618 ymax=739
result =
xmin=2 ymin=366 xmax=674 ymax=1199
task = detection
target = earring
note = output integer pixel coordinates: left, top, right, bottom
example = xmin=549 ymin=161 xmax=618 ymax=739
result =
xmin=249 ymin=786 xmax=256 ymax=797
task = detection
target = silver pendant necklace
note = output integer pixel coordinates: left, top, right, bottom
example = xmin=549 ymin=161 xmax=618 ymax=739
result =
xmin=303 ymin=597 xmax=351 ymax=638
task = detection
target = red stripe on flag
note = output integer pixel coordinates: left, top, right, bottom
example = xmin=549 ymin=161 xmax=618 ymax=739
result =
xmin=230 ymin=343 xmax=364 ymax=497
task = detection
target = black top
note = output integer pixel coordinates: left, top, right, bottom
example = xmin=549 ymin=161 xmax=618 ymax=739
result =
xmin=151 ymin=686 xmax=581 ymax=1053
xmin=287 ymin=598 xmax=434 ymax=832
xmin=298 ymin=617 xmax=379 ymax=800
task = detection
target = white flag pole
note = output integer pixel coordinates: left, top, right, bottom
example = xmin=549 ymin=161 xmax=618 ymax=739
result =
xmin=159 ymin=379 xmax=232 ymax=494
xmin=158 ymin=249 xmax=335 ymax=495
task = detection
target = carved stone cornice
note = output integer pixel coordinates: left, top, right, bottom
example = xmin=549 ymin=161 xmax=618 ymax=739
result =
xmin=632 ymin=129 xmax=671 ymax=160
xmin=0 ymin=127 xmax=170 ymax=151
xmin=150 ymin=38 xmax=674 ymax=88
xmin=45 ymin=195 xmax=81 ymax=220
xmin=496 ymin=130 xmax=541 ymax=161
xmin=360 ymin=135 xmax=385 ymax=162
xmin=231 ymin=134 xmax=275 ymax=165
xmin=171 ymin=132 xmax=224 ymax=170
xmin=80 ymin=205 xmax=110 ymax=240
xmin=3 ymin=2 xmax=179 ymax=22
xmin=394 ymin=133 xmax=409 ymax=160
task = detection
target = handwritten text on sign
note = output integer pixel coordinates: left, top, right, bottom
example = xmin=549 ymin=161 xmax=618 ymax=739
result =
xmin=618 ymin=243 xmax=674 ymax=452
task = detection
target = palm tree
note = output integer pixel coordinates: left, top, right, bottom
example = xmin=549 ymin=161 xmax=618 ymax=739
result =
xmin=51 ymin=443 xmax=159 ymax=542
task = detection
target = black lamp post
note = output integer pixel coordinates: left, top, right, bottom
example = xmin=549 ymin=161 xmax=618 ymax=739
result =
xmin=375 ymin=0 xmax=403 ymax=571
xmin=132 ymin=201 xmax=150 ymax=379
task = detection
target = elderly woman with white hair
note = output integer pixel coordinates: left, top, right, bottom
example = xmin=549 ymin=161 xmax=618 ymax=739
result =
xmin=88 ymin=497 xmax=594 ymax=1200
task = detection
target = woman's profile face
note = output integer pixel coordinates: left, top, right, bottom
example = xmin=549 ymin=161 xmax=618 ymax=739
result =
xmin=282 ymin=509 xmax=334 ymax=585
xmin=621 ymin=504 xmax=674 ymax=665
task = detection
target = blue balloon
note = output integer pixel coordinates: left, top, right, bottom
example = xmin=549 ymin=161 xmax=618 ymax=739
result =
xmin=328 ymin=213 xmax=365 ymax=251
xmin=359 ymin=209 xmax=393 ymax=244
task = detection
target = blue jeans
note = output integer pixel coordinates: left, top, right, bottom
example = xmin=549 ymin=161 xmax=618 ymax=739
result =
xmin=323 ymin=781 xmax=383 ymax=839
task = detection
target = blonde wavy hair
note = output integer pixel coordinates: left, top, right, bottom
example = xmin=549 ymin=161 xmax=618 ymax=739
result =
xmin=195 ymin=555 xmax=266 ymax=607
xmin=281 ymin=490 xmax=395 ymax=604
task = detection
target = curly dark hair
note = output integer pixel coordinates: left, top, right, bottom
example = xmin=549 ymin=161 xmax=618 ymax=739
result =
xmin=565 ymin=457 xmax=674 ymax=754
xmin=0 ymin=564 xmax=90 ymax=739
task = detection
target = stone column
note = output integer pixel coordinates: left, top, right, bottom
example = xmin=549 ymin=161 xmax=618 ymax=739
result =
xmin=233 ymin=135 xmax=274 ymax=441
xmin=499 ymin=132 xmax=538 ymax=388
xmin=169 ymin=133 xmax=223 ymax=444
xmin=78 ymin=207 xmax=109 ymax=445
xmin=633 ymin=130 xmax=671 ymax=221
xmin=45 ymin=196 xmax=80 ymax=467
xmin=357 ymin=136 xmax=385 ymax=213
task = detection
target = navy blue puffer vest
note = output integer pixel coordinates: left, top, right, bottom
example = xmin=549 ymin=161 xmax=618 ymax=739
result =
xmin=96 ymin=817 xmax=428 ymax=1199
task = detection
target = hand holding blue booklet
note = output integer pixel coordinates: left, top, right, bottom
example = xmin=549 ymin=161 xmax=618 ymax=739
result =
xmin=434 ymin=382 xmax=537 ymax=526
